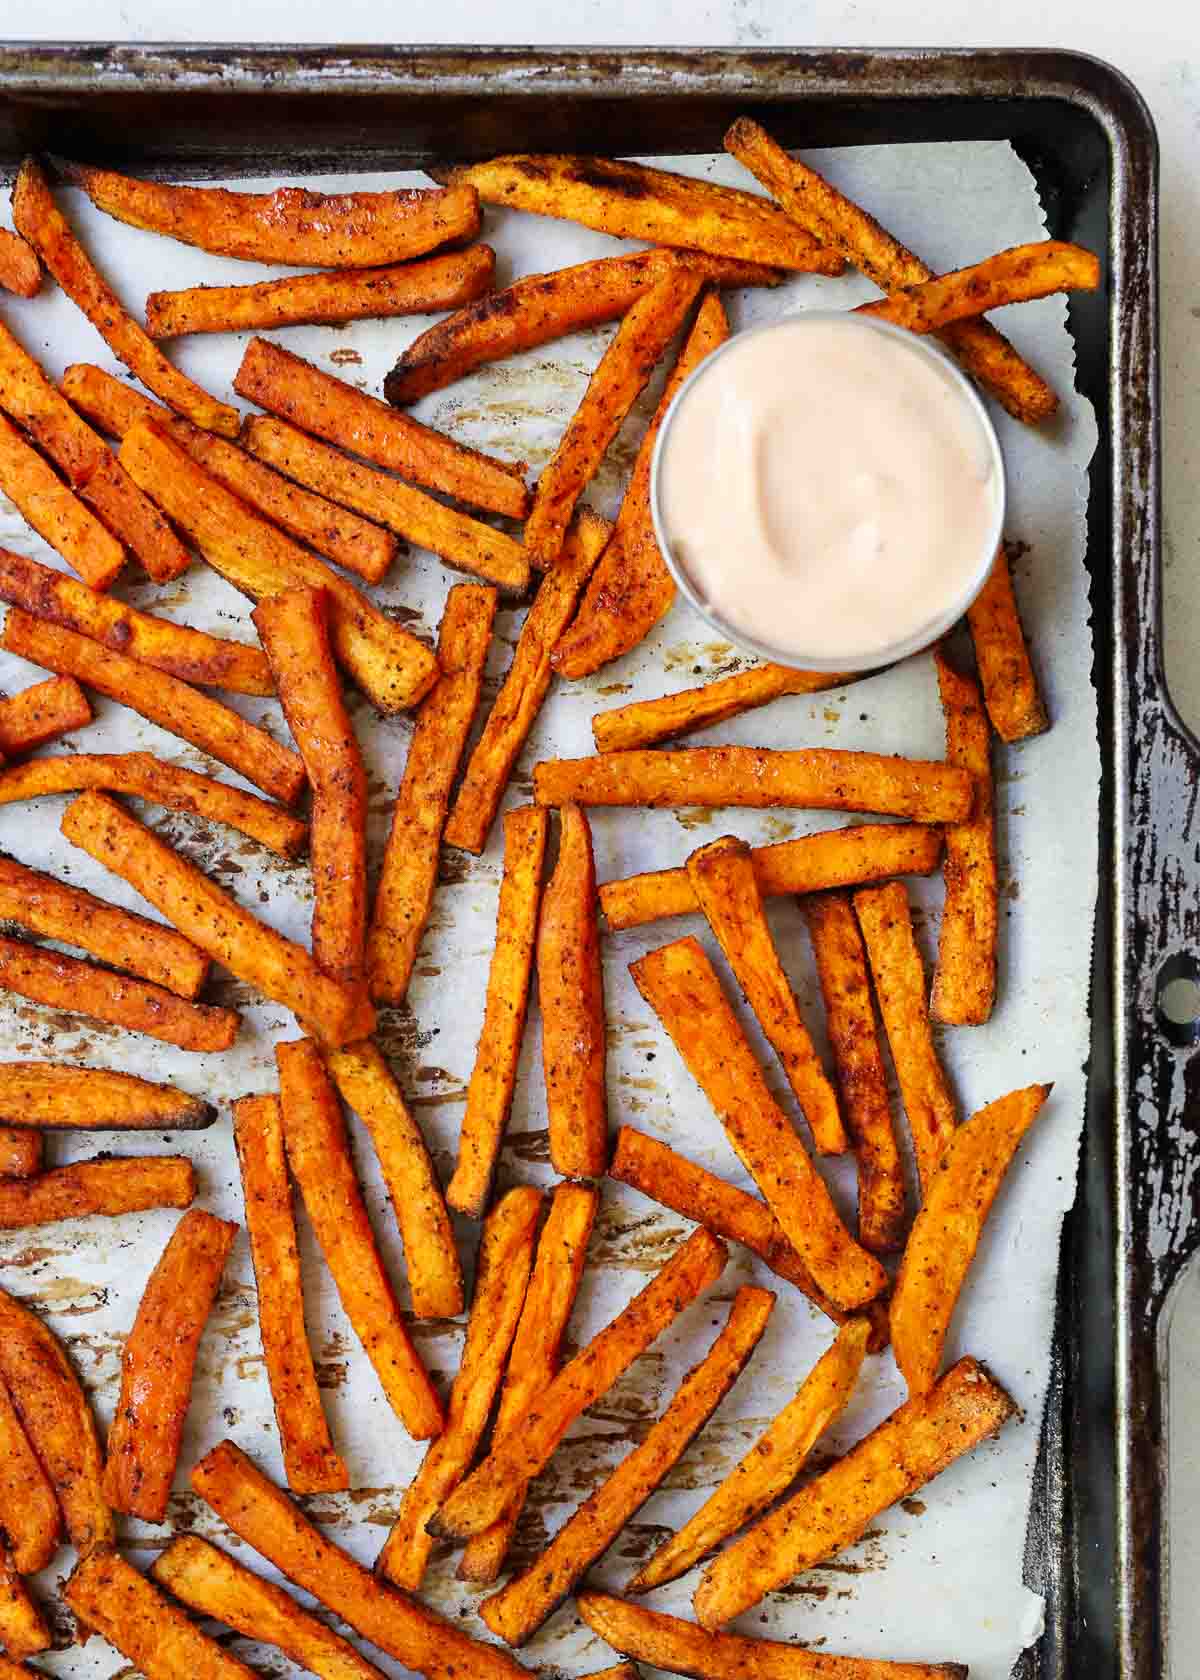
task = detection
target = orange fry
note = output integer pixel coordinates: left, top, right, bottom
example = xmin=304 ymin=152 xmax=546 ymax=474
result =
xmin=0 ymin=1130 xmax=39 ymax=1175
xmin=0 ymin=410 xmax=124 ymax=590
xmin=966 ymin=545 xmax=1049 ymax=743
xmin=0 ymin=1543 xmax=49 ymax=1659
xmin=64 ymin=1547 xmax=254 ymax=1680
xmin=0 ymin=227 xmax=39 ymax=297
xmin=593 ymin=664 xmax=846 ymax=752
xmin=0 ymin=1379 xmax=60 ymax=1574
xmin=931 ymin=650 xmax=997 ymax=1024
xmin=0 ymin=1061 xmax=213 ymax=1131
xmin=0 ymin=675 xmax=91 ymax=755
xmin=0 ymin=1156 xmax=195 ymax=1230
xmin=858 ymin=239 xmax=1100 ymax=334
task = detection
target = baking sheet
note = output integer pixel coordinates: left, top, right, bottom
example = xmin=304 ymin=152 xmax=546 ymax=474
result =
xmin=0 ymin=140 xmax=1098 ymax=1678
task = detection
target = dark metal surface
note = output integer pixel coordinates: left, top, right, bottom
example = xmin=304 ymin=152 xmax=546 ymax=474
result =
xmin=0 ymin=44 xmax=1167 ymax=1679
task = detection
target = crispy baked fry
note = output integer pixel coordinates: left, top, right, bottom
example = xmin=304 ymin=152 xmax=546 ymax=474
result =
xmin=13 ymin=158 xmax=240 ymax=436
xmin=0 ymin=1156 xmax=195 ymax=1229
xmin=0 ymin=228 xmax=39 ymax=298
xmin=853 ymin=881 xmax=957 ymax=1197
xmin=70 ymin=162 xmax=481 ymax=267
xmin=481 ymin=1286 xmax=774 ymax=1646
xmin=377 ymin=1186 xmax=541 ymax=1589
xmin=119 ymin=419 xmax=439 ymax=712
xmin=629 ymin=1316 xmax=870 ymax=1593
xmin=63 ymin=365 xmax=398 ymax=585
xmin=191 ymin=1440 xmax=531 ymax=1680
xmin=152 ymin=1536 xmax=387 ymax=1680
xmin=276 ymin=1038 xmax=443 ymax=1439
xmin=552 ymin=289 xmax=728 ymax=678
xmin=0 ymin=933 xmax=239 ymax=1051
xmin=1 ymin=607 xmax=305 ymax=805
xmin=538 ymin=802 xmax=607 ymax=1180
xmin=525 ymin=265 xmax=702 ymax=569
xmin=325 ymin=1040 xmax=464 ymax=1320
xmin=593 ymin=666 xmax=850 ymax=752
xmin=446 ymin=807 xmax=549 ymax=1217
xmin=0 ymin=411 xmax=124 ymax=590
xmin=931 ymin=651 xmax=997 ymax=1024
xmin=0 ymin=1061 xmax=213 ymax=1130
xmin=254 ymin=587 xmax=366 ymax=988
xmin=724 ymin=119 xmax=1057 ymax=426
xmin=234 ymin=338 xmax=529 ymax=519
xmin=0 ymin=1543 xmax=49 ymax=1659
xmin=458 ymin=1180 xmax=598 ymax=1583
xmin=445 ymin=511 xmax=610 ymax=855
xmin=0 ymin=1130 xmax=39 ymax=1175
xmin=0 ymin=1285 xmax=113 ymax=1551
xmin=147 ymin=245 xmax=496 ymax=339
xmin=431 ymin=1227 xmax=728 ymax=1542
xmin=687 ymin=835 xmax=845 ymax=1155
xmin=0 ymin=547 xmax=272 ymax=696
xmin=631 ymin=938 xmax=886 ymax=1312
xmin=858 ymin=240 xmax=1100 ymax=334
xmin=0 ymin=675 xmax=91 ymax=755
xmin=61 ymin=791 xmax=363 ymax=1045
xmin=891 ymin=1084 xmax=1051 ymax=1397
xmin=966 ymin=545 xmax=1049 ymax=743
xmin=0 ymin=851 xmax=209 ymax=997
xmin=693 ymin=1356 xmax=1016 ymax=1626
xmin=369 ymin=585 xmax=496 ymax=1005
xmin=103 ymin=1209 xmax=237 ymax=1521
xmin=65 ymin=1547 xmax=254 ymax=1680
xmin=577 ymin=1593 xmax=966 ymax=1680
xmin=600 ymin=822 xmax=943 ymax=933
xmin=802 ymin=893 xmax=906 ymax=1253
xmin=535 ymin=749 xmax=972 ymax=822
xmin=0 ymin=1379 xmax=59 ymax=1575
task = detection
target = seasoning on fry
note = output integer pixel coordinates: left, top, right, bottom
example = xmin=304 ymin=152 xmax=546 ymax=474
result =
xmin=0 ymin=1061 xmax=213 ymax=1131
xmin=0 ymin=1379 xmax=60 ymax=1574
xmin=931 ymin=650 xmax=998 ymax=1024
xmin=65 ymin=1547 xmax=255 ymax=1680
xmin=858 ymin=239 xmax=1100 ymax=334
xmin=592 ymin=663 xmax=849 ymax=752
xmin=0 ymin=1544 xmax=49 ymax=1659
xmin=966 ymin=544 xmax=1049 ymax=743
xmin=0 ymin=1156 xmax=195 ymax=1230
xmin=0 ymin=227 xmax=39 ymax=298
xmin=0 ymin=410 xmax=124 ymax=590
xmin=0 ymin=675 xmax=92 ymax=756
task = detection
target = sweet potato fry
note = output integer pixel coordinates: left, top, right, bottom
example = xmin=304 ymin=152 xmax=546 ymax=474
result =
xmin=103 ymin=1209 xmax=237 ymax=1521
xmin=325 ymin=1040 xmax=464 ymax=1320
xmin=430 ymin=1227 xmax=728 ymax=1542
xmin=0 ymin=1156 xmax=195 ymax=1229
xmin=535 ymin=749 xmax=972 ymax=821
xmin=481 ymin=1286 xmax=774 ymax=1646
xmin=629 ymin=1316 xmax=870 ymax=1593
xmin=552 ymin=288 xmax=728 ymax=679
xmin=0 ymin=1061 xmax=213 ymax=1130
xmin=966 ymin=545 xmax=1049 ymax=743
xmin=70 ymin=162 xmax=481 ymax=267
xmin=0 ymin=228 xmax=39 ymax=298
xmin=538 ymin=803 xmax=607 ymax=1180
xmin=61 ymin=791 xmax=363 ymax=1045
xmin=0 ymin=410 xmax=124 ymax=590
xmin=0 ymin=546 xmax=273 ymax=696
xmin=858 ymin=240 xmax=1100 ymax=334
xmin=232 ymin=1093 xmax=347 ymax=1495
xmin=253 ymin=587 xmax=366 ymax=988
xmin=687 ymin=835 xmax=845 ymax=1155
xmin=457 ymin=1181 xmax=598 ymax=1583
xmin=147 ymin=244 xmax=496 ymax=339
xmin=0 ymin=1285 xmax=114 ymax=1551
xmin=577 ymin=1593 xmax=966 ymax=1680
xmin=1 ymin=608 xmax=305 ymax=805
xmin=525 ymin=264 xmax=702 ymax=569
xmin=891 ymin=1084 xmax=1051 ymax=1397
xmin=191 ymin=1440 xmax=531 ymax=1680
xmin=446 ymin=807 xmax=549 ymax=1217
xmin=152 ymin=1536 xmax=386 ymax=1680
xmin=436 ymin=156 xmax=840 ymax=273
xmin=119 ymin=420 xmax=439 ymax=712
xmin=630 ymin=938 xmax=886 ymax=1312
xmin=0 ymin=1544 xmax=49 ymax=1659
xmin=931 ymin=651 xmax=997 ymax=1025
xmin=234 ymin=338 xmax=529 ymax=520
xmin=580 ymin=1665 xmax=639 ymax=1680
xmin=64 ymin=1547 xmax=254 ymax=1680
xmin=369 ymin=585 xmax=496 ymax=1005
xmin=0 ymin=1130 xmax=39 ymax=1175
xmin=276 ymin=1038 xmax=443 ymax=1439
xmin=853 ymin=881 xmax=958 ymax=1197
xmin=693 ymin=1356 xmax=1016 ymax=1626
xmin=0 ymin=751 xmax=306 ymax=858
xmin=724 ymin=118 xmax=1057 ymax=426
xmin=0 ymin=852 xmax=209 ymax=998
xmin=802 ymin=893 xmax=906 ymax=1253
xmin=243 ymin=414 xmax=528 ymax=591
xmin=600 ymin=823 xmax=943 ymax=933
xmin=0 ymin=675 xmax=91 ymax=755
xmin=445 ymin=511 xmax=610 ymax=855
xmin=0 ymin=933 xmax=239 ymax=1052
xmin=63 ymin=365 xmax=398 ymax=585
xmin=13 ymin=158 xmax=240 ymax=436
xmin=593 ymin=666 xmax=849 ymax=753
xmin=377 ymin=1186 xmax=541 ymax=1590
xmin=0 ymin=1379 xmax=60 ymax=1574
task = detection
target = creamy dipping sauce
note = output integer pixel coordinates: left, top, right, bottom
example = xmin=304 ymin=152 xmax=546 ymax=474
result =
xmin=654 ymin=314 xmax=1003 ymax=668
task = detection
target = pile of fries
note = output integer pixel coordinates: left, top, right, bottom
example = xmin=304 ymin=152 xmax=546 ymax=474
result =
xmin=0 ymin=127 xmax=1097 ymax=1680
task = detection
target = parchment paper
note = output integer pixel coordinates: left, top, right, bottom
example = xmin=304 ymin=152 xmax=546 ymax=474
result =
xmin=0 ymin=141 xmax=1098 ymax=1678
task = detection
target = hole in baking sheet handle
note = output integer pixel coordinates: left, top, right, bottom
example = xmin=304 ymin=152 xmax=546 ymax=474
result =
xmin=1157 ymin=954 xmax=1200 ymax=1047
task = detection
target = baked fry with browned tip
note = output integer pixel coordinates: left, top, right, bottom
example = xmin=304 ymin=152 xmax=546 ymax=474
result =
xmin=966 ymin=544 xmax=1049 ymax=743
xmin=0 ymin=410 xmax=124 ymax=590
xmin=592 ymin=663 xmax=849 ymax=752
xmin=0 ymin=1061 xmax=213 ymax=1130
xmin=932 ymin=650 xmax=998 ymax=1024
xmin=0 ymin=1156 xmax=195 ymax=1230
xmin=858 ymin=239 xmax=1100 ymax=334
xmin=0 ymin=675 xmax=91 ymax=755
xmin=65 ymin=1546 xmax=255 ymax=1680
xmin=0 ymin=1379 xmax=60 ymax=1574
